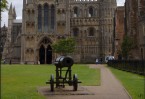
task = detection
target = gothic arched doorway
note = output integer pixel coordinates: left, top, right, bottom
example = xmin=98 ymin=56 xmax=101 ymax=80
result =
xmin=46 ymin=45 xmax=52 ymax=64
xmin=39 ymin=37 xmax=52 ymax=64
xmin=39 ymin=45 xmax=45 ymax=64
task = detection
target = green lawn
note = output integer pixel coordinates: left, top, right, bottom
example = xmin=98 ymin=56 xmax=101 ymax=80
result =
xmin=1 ymin=64 xmax=100 ymax=99
xmin=109 ymin=67 xmax=144 ymax=99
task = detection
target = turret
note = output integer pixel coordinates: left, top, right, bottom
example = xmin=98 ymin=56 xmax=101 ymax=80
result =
xmin=8 ymin=3 xmax=16 ymax=19
xmin=22 ymin=0 xmax=26 ymax=35
xmin=13 ymin=6 xmax=16 ymax=19
xmin=8 ymin=3 xmax=13 ymax=15
xmin=23 ymin=0 xmax=26 ymax=8
xmin=8 ymin=3 xmax=13 ymax=42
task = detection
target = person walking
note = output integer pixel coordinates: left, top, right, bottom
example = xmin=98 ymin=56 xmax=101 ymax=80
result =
xmin=96 ymin=58 xmax=99 ymax=64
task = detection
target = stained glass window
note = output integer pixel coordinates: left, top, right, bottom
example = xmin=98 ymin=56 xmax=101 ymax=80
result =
xmin=44 ymin=4 xmax=49 ymax=32
xmin=89 ymin=6 xmax=94 ymax=17
xmin=51 ymin=5 xmax=55 ymax=30
xmin=38 ymin=5 xmax=42 ymax=32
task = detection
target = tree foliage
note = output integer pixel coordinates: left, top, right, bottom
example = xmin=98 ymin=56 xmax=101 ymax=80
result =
xmin=52 ymin=37 xmax=76 ymax=55
xmin=0 ymin=0 xmax=8 ymax=12
xmin=121 ymin=36 xmax=134 ymax=59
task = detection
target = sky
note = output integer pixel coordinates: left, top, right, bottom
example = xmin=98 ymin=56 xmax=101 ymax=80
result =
xmin=1 ymin=0 xmax=125 ymax=27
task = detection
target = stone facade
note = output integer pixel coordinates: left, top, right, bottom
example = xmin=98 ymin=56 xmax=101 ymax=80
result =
xmin=124 ymin=0 xmax=145 ymax=60
xmin=2 ymin=3 xmax=22 ymax=63
xmin=114 ymin=6 xmax=125 ymax=59
xmin=137 ymin=0 xmax=145 ymax=59
xmin=124 ymin=0 xmax=140 ymax=59
xmin=3 ymin=0 xmax=117 ymax=64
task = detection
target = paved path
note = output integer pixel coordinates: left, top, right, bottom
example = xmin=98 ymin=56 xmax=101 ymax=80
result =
xmin=38 ymin=64 xmax=132 ymax=99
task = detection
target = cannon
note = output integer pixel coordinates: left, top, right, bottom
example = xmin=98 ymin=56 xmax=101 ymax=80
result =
xmin=46 ymin=56 xmax=81 ymax=91
xmin=54 ymin=56 xmax=74 ymax=68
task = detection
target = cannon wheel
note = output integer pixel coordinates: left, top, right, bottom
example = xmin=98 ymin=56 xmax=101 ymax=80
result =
xmin=50 ymin=74 xmax=54 ymax=91
xmin=73 ymin=74 xmax=78 ymax=91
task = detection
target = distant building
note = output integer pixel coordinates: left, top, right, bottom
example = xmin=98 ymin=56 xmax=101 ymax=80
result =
xmin=124 ymin=0 xmax=145 ymax=60
xmin=2 ymin=3 xmax=22 ymax=63
xmin=124 ymin=0 xmax=140 ymax=59
xmin=137 ymin=0 xmax=145 ymax=59
xmin=3 ymin=0 xmax=117 ymax=64
xmin=114 ymin=6 xmax=125 ymax=59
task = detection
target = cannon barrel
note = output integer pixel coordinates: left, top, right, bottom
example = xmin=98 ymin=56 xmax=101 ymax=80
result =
xmin=54 ymin=56 xmax=74 ymax=68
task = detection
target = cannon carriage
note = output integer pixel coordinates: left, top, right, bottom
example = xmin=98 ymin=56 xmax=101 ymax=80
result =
xmin=46 ymin=56 xmax=81 ymax=91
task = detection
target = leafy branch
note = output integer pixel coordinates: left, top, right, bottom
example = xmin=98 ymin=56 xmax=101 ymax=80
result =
xmin=52 ymin=37 xmax=76 ymax=56
xmin=0 ymin=0 xmax=8 ymax=12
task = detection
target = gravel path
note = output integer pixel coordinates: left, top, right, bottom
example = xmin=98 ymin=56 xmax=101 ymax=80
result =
xmin=38 ymin=64 xmax=132 ymax=99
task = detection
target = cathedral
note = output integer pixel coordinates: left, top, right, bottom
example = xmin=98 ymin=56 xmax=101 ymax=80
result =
xmin=3 ymin=0 xmax=117 ymax=64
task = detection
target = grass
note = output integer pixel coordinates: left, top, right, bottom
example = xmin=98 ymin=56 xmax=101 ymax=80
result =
xmin=109 ymin=67 xmax=144 ymax=99
xmin=1 ymin=64 xmax=100 ymax=99
xmin=73 ymin=64 xmax=100 ymax=86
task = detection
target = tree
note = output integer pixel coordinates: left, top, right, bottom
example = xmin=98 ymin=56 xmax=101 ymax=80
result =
xmin=0 ymin=0 xmax=8 ymax=12
xmin=52 ymin=37 xmax=76 ymax=55
xmin=121 ymin=36 xmax=134 ymax=59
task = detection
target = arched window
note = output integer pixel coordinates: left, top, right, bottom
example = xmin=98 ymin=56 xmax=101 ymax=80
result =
xmin=88 ymin=6 xmax=94 ymax=17
xmin=38 ymin=5 xmax=42 ymax=32
xmin=74 ymin=7 xmax=79 ymax=17
xmin=44 ymin=4 xmax=49 ymax=32
xmin=73 ymin=28 xmax=79 ymax=37
xmin=41 ymin=37 xmax=52 ymax=44
xmin=57 ymin=9 xmax=61 ymax=14
xmin=51 ymin=5 xmax=55 ymax=30
xmin=27 ymin=9 xmax=30 ymax=14
xmin=62 ymin=9 xmax=65 ymax=14
xmin=88 ymin=27 xmax=95 ymax=36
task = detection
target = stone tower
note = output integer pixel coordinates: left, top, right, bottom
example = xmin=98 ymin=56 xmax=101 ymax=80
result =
xmin=8 ymin=3 xmax=16 ymax=43
xmin=2 ymin=3 xmax=17 ymax=61
xmin=68 ymin=0 xmax=117 ymax=62
xmin=21 ymin=0 xmax=57 ymax=64
xmin=99 ymin=0 xmax=117 ymax=57
xmin=125 ymin=0 xmax=140 ymax=59
xmin=115 ymin=6 xmax=125 ymax=59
